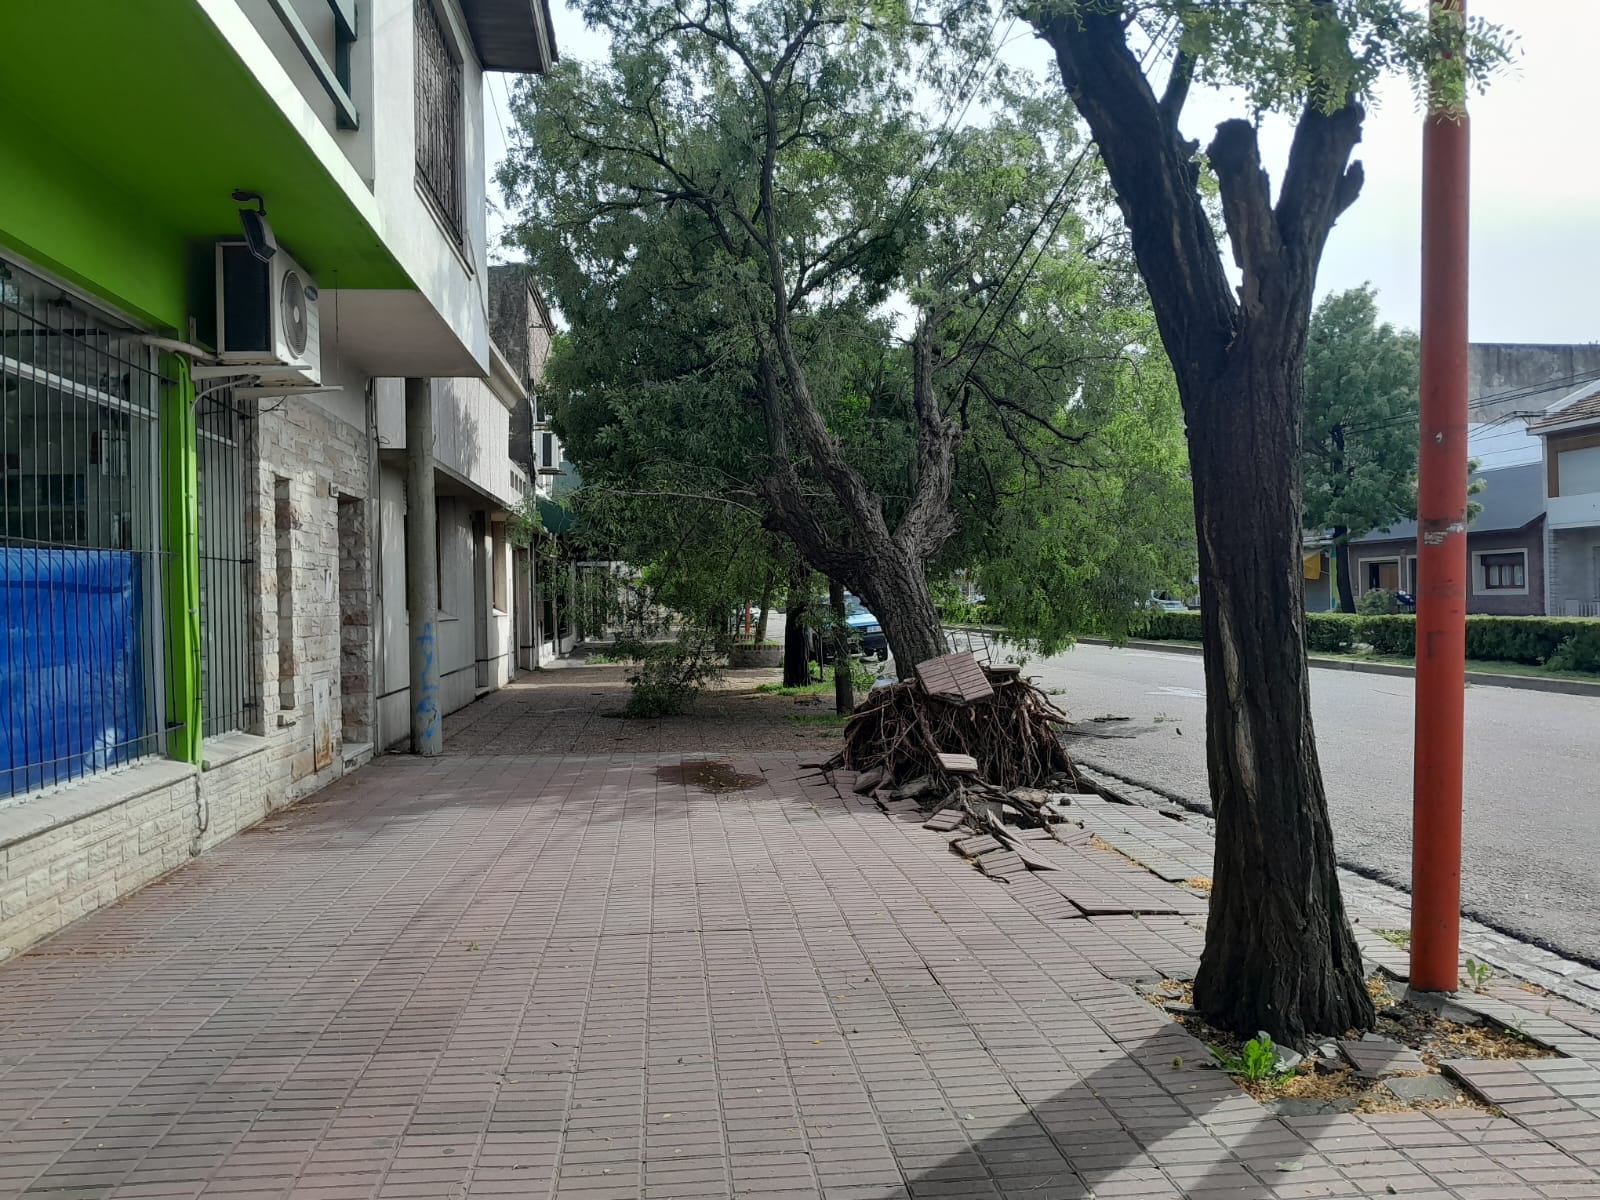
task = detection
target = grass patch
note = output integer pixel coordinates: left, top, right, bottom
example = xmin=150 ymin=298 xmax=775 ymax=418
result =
xmin=1377 ymin=928 xmax=1411 ymax=948
xmin=757 ymin=680 xmax=831 ymax=696
xmin=787 ymin=712 xmax=848 ymax=729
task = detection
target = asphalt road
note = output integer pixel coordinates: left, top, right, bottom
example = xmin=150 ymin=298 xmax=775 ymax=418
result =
xmin=1034 ymin=643 xmax=1600 ymax=963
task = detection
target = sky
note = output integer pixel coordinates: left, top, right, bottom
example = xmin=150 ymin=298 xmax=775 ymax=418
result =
xmin=482 ymin=0 xmax=1600 ymax=347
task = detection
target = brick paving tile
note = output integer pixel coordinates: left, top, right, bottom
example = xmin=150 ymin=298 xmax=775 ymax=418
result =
xmin=3 ymin=671 xmax=1600 ymax=1198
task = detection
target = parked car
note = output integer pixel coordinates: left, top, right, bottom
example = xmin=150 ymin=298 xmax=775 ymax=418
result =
xmin=1147 ymin=593 xmax=1188 ymax=613
xmin=845 ymin=593 xmax=889 ymax=660
xmin=807 ymin=593 xmax=889 ymax=664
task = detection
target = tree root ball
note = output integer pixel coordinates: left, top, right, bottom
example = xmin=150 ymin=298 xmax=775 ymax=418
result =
xmin=830 ymin=671 xmax=1080 ymax=792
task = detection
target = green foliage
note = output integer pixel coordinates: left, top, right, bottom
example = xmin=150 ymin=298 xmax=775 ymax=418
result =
xmin=1463 ymin=957 xmax=1492 ymax=993
xmin=614 ymin=628 xmax=729 ymax=718
xmin=1211 ymin=1035 xmax=1293 ymax=1084
xmin=1360 ymin=615 xmax=1416 ymax=656
xmin=498 ymin=0 xmax=1193 ymax=662
xmin=1304 ymin=614 xmax=1360 ymax=654
xmin=949 ymin=331 xmax=1197 ymax=654
xmin=1356 ymin=587 xmax=1401 ymax=616
xmin=1302 ymin=288 xmax=1420 ymax=549
xmin=1083 ymin=0 xmax=1513 ymax=120
xmin=507 ymin=490 xmax=544 ymax=549
xmin=1544 ymin=628 xmax=1600 ymax=674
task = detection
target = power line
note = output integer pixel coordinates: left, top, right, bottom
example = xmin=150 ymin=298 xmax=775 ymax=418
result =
xmin=1340 ymin=367 xmax=1600 ymax=438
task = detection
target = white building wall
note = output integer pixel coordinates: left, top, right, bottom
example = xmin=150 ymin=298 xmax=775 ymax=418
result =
xmin=368 ymin=0 xmax=491 ymax=370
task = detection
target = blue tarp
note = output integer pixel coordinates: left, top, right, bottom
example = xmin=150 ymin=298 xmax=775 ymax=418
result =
xmin=1 ymin=547 xmax=144 ymax=797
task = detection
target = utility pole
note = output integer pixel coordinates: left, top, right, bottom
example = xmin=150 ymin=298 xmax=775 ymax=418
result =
xmin=1411 ymin=0 xmax=1470 ymax=992
xmin=406 ymin=378 xmax=443 ymax=756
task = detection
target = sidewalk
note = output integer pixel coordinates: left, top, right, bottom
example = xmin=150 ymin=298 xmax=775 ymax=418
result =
xmin=2 ymin=668 xmax=1599 ymax=1198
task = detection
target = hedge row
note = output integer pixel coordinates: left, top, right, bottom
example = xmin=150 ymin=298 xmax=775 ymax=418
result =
xmin=1138 ymin=610 xmax=1600 ymax=672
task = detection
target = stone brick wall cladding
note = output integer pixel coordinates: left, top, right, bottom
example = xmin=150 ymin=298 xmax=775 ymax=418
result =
xmin=250 ymin=400 xmax=374 ymax=797
xmin=337 ymin=496 xmax=373 ymax=745
xmin=0 ymin=395 xmax=381 ymax=962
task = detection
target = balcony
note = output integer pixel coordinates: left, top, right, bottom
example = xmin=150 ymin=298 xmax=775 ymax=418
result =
xmin=1546 ymin=491 xmax=1600 ymax=530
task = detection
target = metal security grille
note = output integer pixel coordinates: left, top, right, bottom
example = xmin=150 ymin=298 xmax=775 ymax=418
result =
xmin=196 ymin=387 xmax=254 ymax=737
xmin=415 ymin=0 xmax=463 ymax=241
xmin=0 ymin=258 xmax=171 ymax=798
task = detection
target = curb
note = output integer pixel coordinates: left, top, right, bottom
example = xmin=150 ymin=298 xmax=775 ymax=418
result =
xmin=1072 ymin=637 xmax=1600 ymax=698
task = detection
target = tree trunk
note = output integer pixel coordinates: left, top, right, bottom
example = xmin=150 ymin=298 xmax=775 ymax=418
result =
xmin=1333 ymin=528 xmax=1356 ymax=613
xmin=829 ymin=579 xmax=854 ymax=714
xmin=849 ymin=540 xmax=948 ymax=679
xmin=755 ymin=567 xmax=776 ymax=643
xmin=782 ymin=567 xmax=812 ymax=688
xmin=1186 ymin=353 xmax=1374 ymax=1045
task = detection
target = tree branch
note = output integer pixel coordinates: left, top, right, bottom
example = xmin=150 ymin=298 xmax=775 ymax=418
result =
xmin=1208 ymin=119 xmax=1280 ymax=313
xmin=1034 ymin=3 xmax=1234 ymax=377
xmin=1159 ymin=48 xmax=1194 ymax=129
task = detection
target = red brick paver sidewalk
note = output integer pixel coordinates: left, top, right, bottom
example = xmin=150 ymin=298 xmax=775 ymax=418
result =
xmin=2 ymin=748 xmax=1599 ymax=1198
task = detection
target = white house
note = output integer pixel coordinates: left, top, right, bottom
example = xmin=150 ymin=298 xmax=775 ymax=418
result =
xmin=1535 ymin=384 xmax=1600 ymax=618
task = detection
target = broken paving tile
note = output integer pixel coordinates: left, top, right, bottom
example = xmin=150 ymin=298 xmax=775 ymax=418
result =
xmin=951 ymin=833 xmax=1002 ymax=858
xmin=975 ymin=851 xmax=1027 ymax=879
xmin=1339 ymin=1036 xmax=1425 ymax=1078
xmin=1383 ymin=1075 xmax=1463 ymax=1105
xmin=923 ymin=809 xmax=964 ymax=832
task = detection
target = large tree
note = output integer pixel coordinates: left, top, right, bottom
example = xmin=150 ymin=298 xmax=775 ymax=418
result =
xmin=501 ymin=0 xmax=1191 ymax=673
xmin=1303 ymin=286 xmax=1420 ymax=612
xmin=1029 ymin=1 xmax=1509 ymax=1039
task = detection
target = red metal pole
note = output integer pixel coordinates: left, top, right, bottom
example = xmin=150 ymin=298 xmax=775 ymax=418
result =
xmin=1411 ymin=0 xmax=1471 ymax=993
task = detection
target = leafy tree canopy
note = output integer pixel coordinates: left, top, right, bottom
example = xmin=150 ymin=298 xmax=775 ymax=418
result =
xmin=500 ymin=0 xmax=1194 ymax=656
xmin=1301 ymin=285 xmax=1420 ymax=544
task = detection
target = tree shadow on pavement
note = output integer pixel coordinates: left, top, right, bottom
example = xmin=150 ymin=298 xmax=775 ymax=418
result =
xmin=898 ymin=1022 xmax=1391 ymax=1200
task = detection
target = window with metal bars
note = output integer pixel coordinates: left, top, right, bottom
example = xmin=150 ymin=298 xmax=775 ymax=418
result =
xmin=196 ymin=387 xmax=254 ymax=737
xmin=0 ymin=258 xmax=170 ymax=798
xmin=415 ymin=0 xmax=464 ymax=242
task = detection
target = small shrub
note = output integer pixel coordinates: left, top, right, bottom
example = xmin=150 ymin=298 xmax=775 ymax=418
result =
xmin=1304 ymin=613 xmax=1360 ymax=654
xmin=1360 ymin=614 xmax=1416 ymax=657
xmin=1465 ymin=616 xmax=1600 ymax=666
xmin=1357 ymin=587 xmax=1400 ymax=615
xmin=1546 ymin=627 xmax=1600 ymax=673
xmin=615 ymin=628 xmax=728 ymax=718
xmin=1140 ymin=611 xmax=1203 ymax=641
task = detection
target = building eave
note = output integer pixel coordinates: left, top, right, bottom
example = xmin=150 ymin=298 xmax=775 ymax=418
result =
xmin=488 ymin=340 xmax=526 ymax=411
xmin=460 ymin=0 xmax=559 ymax=73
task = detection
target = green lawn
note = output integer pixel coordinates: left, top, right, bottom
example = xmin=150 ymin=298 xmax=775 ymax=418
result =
xmin=757 ymin=680 xmax=830 ymax=697
xmin=1128 ymin=638 xmax=1598 ymax=684
xmin=1328 ymin=651 xmax=1600 ymax=684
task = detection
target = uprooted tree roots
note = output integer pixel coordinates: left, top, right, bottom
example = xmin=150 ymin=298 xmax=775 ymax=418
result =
xmin=826 ymin=670 xmax=1080 ymax=794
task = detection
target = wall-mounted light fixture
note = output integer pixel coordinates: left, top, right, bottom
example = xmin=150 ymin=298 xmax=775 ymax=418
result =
xmin=231 ymin=190 xmax=277 ymax=264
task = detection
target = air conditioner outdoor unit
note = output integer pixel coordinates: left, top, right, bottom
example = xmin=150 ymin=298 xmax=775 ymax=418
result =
xmin=214 ymin=241 xmax=321 ymax=386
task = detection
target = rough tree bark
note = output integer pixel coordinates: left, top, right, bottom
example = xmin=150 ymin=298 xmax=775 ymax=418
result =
xmin=1332 ymin=528 xmax=1357 ymax=613
xmin=753 ymin=324 xmax=957 ymax=680
xmin=829 ymin=579 xmax=854 ymax=714
xmin=782 ymin=567 xmax=812 ymax=688
xmin=1037 ymin=5 xmax=1374 ymax=1041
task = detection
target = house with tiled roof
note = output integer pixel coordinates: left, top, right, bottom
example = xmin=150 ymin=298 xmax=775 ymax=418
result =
xmin=1534 ymin=382 xmax=1600 ymax=617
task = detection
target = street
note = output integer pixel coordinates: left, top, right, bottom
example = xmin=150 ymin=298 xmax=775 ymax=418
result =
xmin=1034 ymin=643 xmax=1600 ymax=964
